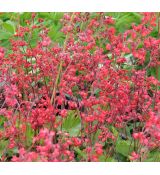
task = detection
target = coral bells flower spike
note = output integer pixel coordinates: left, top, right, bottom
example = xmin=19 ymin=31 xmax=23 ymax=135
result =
xmin=106 ymin=44 xmax=111 ymax=50
xmin=41 ymin=37 xmax=51 ymax=47
xmin=0 ymin=47 xmax=4 ymax=59
xmin=130 ymin=152 xmax=140 ymax=161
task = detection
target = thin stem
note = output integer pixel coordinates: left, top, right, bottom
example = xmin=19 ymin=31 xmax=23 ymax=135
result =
xmin=50 ymin=13 xmax=75 ymax=105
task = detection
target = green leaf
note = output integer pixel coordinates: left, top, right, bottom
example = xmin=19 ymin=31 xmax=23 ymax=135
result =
xmin=74 ymin=147 xmax=87 ymax=160
xmin=145 ymin=150 xmax=160 ymax=162
xmin=2 ymin=21 xmax=15 ymax=34
xmin=111 ymin=126 xmax=119 ymax=137
xmin=105 ymin=157 xmax=117 ymax=162
xmin=0 ymin=39 xmax=11 ymax=48
xmin=0 ymin=140 xmax=8 ymax=158
xmin=48 ymin=25 xmax=64 ymax=43
xmin=94 ymin=88 xmax=101 ymax=98
xmin=26 ymin=123 xmax=34 ymax=147
xmin=106 ymin=12 xmax=141 ymax=33
xmin=91 ymin=129 xmax=101 ymax=144
xmin=0 ymin=31 xmax=12 ymax=40
xmin=0 ymin=115 xmax=7 ymax=130
xmin=28 ymin=29 xmax=39 ymax=48
xmin=116 ymin=139 xmax=133 ymax=157
xmin=62 ymin=110 xmax=81 ymax=136
xmin=20 ymin=12 xmax=31 ymax=26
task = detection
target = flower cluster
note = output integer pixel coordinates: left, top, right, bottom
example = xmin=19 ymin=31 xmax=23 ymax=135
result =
xmin=0 ymin=12 xmax=159 ymax=162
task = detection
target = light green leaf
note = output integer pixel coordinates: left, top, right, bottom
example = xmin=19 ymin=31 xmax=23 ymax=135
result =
xmin=62 ymin=110 xmax=81 ymax=136
xmin=0 ymin=31 xmax=12 ymax=40
xmin=116 ymin=139 xmax=133 ymax=157
xmin=2 ymin=21 xmax=15 ymax=34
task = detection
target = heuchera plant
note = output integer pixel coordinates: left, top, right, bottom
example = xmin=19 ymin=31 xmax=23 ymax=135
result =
xmin=0 ymin=12 xmax=159 ymax=162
